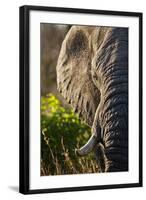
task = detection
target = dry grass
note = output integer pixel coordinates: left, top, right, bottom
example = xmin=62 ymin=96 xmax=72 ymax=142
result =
xmin=41 ymin=134 xmax=99 ymax=176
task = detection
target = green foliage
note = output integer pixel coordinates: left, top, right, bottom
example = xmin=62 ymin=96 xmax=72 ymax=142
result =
xmin=41 ymin=93 xmax=98 ymax=175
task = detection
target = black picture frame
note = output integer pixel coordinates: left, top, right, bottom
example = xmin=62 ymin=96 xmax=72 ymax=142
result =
xmin=19 ymin=5 xmax=143 ymax=194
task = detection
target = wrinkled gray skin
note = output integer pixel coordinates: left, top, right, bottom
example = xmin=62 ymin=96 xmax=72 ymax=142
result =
xmin=56 ymin=26 xmax=128 ymax=172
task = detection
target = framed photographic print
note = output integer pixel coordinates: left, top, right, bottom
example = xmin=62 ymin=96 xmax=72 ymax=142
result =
xmin=19 ymin=5 xmax=143 ymax=194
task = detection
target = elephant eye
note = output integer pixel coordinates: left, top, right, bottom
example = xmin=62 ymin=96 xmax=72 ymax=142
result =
xmin=67 ymin=30 xmax=88 ymax=56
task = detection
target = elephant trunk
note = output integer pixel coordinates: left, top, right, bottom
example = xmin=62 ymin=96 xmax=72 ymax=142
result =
xmin=102 ymin=95 xmax=128 ymax=172
xmin=76 ymin=28 xmax=128 ymax=172
xmin=101 ymin=75 xmax=128 ymax=172
xmin=92 ymin=28 xmax=128 ymax=172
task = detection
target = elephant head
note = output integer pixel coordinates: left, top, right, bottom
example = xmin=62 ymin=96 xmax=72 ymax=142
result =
xmin=56 ymin=25 xmax=128 ymax=172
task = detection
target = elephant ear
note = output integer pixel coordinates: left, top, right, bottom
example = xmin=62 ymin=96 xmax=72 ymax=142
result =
xmin=56 ymin=26 xmax=100 ymax=126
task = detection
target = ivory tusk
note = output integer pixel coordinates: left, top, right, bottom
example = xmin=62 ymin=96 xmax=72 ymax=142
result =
xmin=75 ymin=134 xmax=97 ymax=156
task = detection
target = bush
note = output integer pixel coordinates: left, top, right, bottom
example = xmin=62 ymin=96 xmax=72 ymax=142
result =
xmin=41 ymin=93 xmax=98 ymax=175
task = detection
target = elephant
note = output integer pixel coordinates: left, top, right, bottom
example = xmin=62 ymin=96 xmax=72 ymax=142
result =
xmin=56 ymin=25 xmax=128 ymax=172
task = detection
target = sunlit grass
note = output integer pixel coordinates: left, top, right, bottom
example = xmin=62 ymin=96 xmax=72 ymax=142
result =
xmin=41 ymin=93 xmax=98 ymax=175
